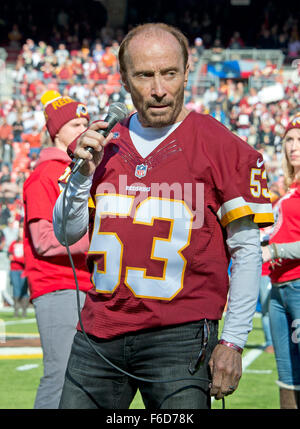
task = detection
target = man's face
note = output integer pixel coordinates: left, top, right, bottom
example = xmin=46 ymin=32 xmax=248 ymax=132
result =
xmin=56 ymin=117 xmax=88 ymax=148
xmin=122 ymin=31 xmax=189 ymax=128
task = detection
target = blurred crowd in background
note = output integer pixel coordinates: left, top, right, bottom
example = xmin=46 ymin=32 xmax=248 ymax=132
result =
xmin=1 ymin=38 xmax=299 ymax=228
xmin=0 ymin=0 xmax=300 ymax=304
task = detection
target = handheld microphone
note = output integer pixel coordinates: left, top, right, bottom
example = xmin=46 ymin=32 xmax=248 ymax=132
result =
xmin=72 ymin=102 xmax=128 ymax=174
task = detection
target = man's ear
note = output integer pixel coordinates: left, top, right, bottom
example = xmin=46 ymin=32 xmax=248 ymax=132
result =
xmin=184 ymin=64 xmax=190 ymax=88
xmin=53 ymin=133 xmax=60 ymax=147
xmin=121 ymin=72 xmax=130 ymax=93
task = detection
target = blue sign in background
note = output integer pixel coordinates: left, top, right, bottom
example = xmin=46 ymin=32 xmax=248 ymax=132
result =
xmin=207 ymin=61 xmax=241 ymax=78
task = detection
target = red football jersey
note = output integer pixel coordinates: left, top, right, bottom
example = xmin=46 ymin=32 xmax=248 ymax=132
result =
xmin=269 ymin=183 xmax=300 ymax=283
xmin=77 ymin=112 xmax=273 ymax=339
xmin=23 ymin=150 xmax=92 ymax=300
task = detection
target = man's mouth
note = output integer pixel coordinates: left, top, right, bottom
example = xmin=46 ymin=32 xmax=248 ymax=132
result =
xmin=148 ymin=105 xmax=170 ymax=111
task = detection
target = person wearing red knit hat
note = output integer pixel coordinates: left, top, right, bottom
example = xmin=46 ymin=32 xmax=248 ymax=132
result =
xmin=262 ymin=114 xmax=300 ymax=409
xmin=23 ymin=90 xmax=92 ymax=409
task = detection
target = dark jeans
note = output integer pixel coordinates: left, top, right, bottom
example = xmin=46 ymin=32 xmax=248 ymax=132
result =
xmin=59 ymin=319 xmax=218 ymax=409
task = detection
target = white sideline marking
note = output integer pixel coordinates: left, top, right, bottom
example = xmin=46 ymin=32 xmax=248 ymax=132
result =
xmin=4 ymin=319 xmax=36 ymax=326
xmin=5 ymin=333 xmax=39 ymax=338
xmin=16 ymin=364 xmax=39 ymax=371
xmin=0 ymin=347 xmax=42 ymax=356
xmin=242 ymin=348 xmax=263 ymax=371
xmin=244 ymin=369 xmax=272 ymax=374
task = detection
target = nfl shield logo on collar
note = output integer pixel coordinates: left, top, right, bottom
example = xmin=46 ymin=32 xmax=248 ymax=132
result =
xmin=135 ymin=164 xmax=148 ymax=179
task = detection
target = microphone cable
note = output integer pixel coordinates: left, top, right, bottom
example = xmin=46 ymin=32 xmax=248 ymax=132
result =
xmin=61 ymin=168 xmax=225 ymax=409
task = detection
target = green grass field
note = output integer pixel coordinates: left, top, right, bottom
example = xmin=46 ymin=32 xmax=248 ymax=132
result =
xmin=0 ymin=310 xmax=280 ymax=409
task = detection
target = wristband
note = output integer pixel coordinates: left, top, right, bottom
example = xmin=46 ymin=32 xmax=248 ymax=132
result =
xmin=218 ymin=339 xmax=243 ymax=354
xmin=270 ymin=243 xmax=279 ymax=259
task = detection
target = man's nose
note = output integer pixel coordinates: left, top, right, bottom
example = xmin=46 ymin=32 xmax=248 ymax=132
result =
xmin=151 ymin=75 xmax=167 ymax=98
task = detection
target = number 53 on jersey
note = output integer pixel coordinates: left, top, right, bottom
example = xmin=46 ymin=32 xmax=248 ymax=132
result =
xmin=88 ymin=194 xmax=194 ymax=300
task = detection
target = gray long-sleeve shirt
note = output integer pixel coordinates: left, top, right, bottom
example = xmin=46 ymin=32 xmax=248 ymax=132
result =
xmin=268 ymin=241 xmax=300 ymax=260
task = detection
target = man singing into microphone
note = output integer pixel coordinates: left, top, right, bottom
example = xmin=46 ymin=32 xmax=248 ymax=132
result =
xmin=53 ymin=23 xmax=274 ymax=409
xmin=23 ymin=91 xmax=93 ymax=409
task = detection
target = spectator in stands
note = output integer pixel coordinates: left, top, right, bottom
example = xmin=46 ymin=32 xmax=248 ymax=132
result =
xmin=56 ymin=60 xmax=74 ymax=81
xmin=81 ymin=38 xmax=90 ymax=57
xmin=100 ymin=25 xmax=115 ymax=46
xmin=7 ymin=24 xmax=22 ymax=48
xmin=15 ymin=171 xmax=27 ymax=189
xmin=89 ymin=61 xmax=109 ymax=81
xmin=211 ymin=38 xmax=224 ymax=60
xmin=22 ymin=123 xmax=42 ymax=159
xmin=82 ymin=55 xmax=96 ymax=78
xmin=0 ymin=118 xmax=13 ymax=146
xmin=37 ymin=41 xmax=47 ymax=56
xmin=110 ymin=40 xmax=120 ymax=57
xmin=12 ymin=113 xmax=24 ymax=142
xmin=25 ymin=39 xmax=36 ymax=52
xmin=2 ymin=217 xmax=18 ymax=252
xmin=247 ymin=87 xmax=259 ymax=106
xmin=0 ymin=165 xmax=11 ymax=184
xmin=44 ymin=45 xmax=57 ymax=66
xmin=259 ymin=121 xmax=275 ymax=155
xmin=277 ymin=32 xmax=289 ymax=55
xmin=22 ymin=45 xmax=34 ymax=70
xmin=69 ymin=56 xmax=84 ymax=80
xmin=236 ymin=103 xmax=251 ymax=138
xmin=56 ymin=60 xmax=74 ymax=92
xmin=203 ymin=84 xmax=218 ymax=110
xmin=55 ymin=43 xmax=69 ymax=65
xmin=0 ymin=227 xmax=8 ymax=308
xmin=40 ymin=61 xmax=56 ymax=81
xmin=102 ymin=46 xmax=117 ymax=71
xmin=92 ymin=42 xmax=104 ymax=63
xmin=288 ymin=35 xmax=300 ymax=59
xmin=248 ymin=125 xmax=259 ymax=148
xmin=11 ymin=58 xmax=26 ymax=85
xmin=257 ymin=28 xmax=276 ymax=49
xmin=0 ymin=137 xmax=14 ymax=169
xmin=210 ymin=103 xmax=228 ymax=126
xmin=8 ymin=224 xmax=29 ymax=317
xmin=194 ymin=37 xmax=204 ymax=58
xmin=228 ymin=31 xmax=245 ymax=49
xmin=0 ymin=205 xmax=11 ymax=226
xmin=108 ymin=85 xmax=126 ymax=105
xmin=261 ymin=60 xmax=278 ymax=77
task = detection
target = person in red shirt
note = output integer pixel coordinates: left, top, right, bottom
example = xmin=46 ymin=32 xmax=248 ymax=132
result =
xmin=21 ymin=124 xmax=42 ymax=158
xmin=101 ymin=46 xmax=117 ymax=70
xmin=0 ymin=118 xmax=13 ymax=145
xmin=23 ymin=90 xmax=92 ymax=409
xmin=89 ymin=61 xmax=109 ymax=81
xmin=54 ymin=23 xmax=274 ymax=410
xmin=56 ymin=60 xmax=74 ymax=80
xmin=8 ymin=224 xmax=29 ymax=317
xmin=262 ymin=116 xmax=300 ymax=409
